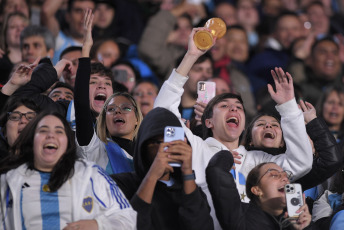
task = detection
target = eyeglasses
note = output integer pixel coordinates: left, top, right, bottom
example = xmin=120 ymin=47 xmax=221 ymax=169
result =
xmin=106 ymin=104 xmax=135 ymax=114
xmin=7 ymin=111 xmax=37 ymax=121
xmin=257 ymin=168 xmax=293 ymax=185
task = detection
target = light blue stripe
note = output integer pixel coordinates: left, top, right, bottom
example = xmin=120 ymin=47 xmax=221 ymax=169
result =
xmin=40 ymin=172 xmax=60 ymax=230
xmin=105 ymin=161 xmax=114 ymax=174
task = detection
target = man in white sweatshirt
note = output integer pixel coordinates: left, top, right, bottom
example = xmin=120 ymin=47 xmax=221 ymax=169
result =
xmin=154 ymin=28 xmax=313 ymax=230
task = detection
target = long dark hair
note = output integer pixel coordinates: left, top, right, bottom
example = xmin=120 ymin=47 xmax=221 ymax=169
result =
xmin=0 ymin=111 xmax=77 ymax=192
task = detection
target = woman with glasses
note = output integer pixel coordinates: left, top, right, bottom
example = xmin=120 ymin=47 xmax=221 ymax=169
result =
xmin=75 ymin=10 xmax=143 ymax=174
xmin=206 ymin=150 xmax=315 ymax=229
xmin=0 ymin=97 xmax=39 ymax=159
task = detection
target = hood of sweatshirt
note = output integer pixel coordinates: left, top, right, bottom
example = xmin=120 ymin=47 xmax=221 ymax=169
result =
xmin=134 ymin=107 xmax=182 ymax=179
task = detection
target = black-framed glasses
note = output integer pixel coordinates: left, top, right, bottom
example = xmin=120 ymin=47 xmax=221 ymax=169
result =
xmin=7 ymin=111 xmax=37 ymax=121
xmin=106 ymin=104 xmax=135 ymax=114
xmin=257 ymin=168 xmax=293 ymax=185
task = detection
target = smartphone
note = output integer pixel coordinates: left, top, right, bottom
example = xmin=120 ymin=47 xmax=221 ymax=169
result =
xmin=197 ymin=81 xmax=216 ymax=103
xmin=112 ymin=69 xmax=128 ymax=83
xmin=164 ymin=126 xmax=184 ymax=167
xmin=285 ymin=183 xmax=304 ymax=218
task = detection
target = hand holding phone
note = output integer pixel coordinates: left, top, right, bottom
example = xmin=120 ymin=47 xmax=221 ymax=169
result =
xmin=285 ymin=183 xmax=304 ymax=218
xmin=164 ymin=126 xmax=184 ymax=167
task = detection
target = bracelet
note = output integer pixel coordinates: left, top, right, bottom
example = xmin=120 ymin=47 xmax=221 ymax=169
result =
xmin=183 ymin=170 xmax=196 ymax=181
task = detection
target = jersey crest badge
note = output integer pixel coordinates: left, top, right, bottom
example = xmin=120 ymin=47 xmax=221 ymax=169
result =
xmin=82 ymin=196 xmax=93 ymax=213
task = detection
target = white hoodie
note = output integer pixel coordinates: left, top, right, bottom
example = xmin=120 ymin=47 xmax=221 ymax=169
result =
xmin=154 ymin=69 xmax=313 ymax=230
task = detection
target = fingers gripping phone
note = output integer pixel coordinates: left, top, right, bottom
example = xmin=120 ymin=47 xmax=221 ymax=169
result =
xmin=164 ymin=126 xmax=184 ymax=167
xmin=285 ymin=183 xmax=304 ymax=218
xmin=197 ymin=81 xmax=216 ymax=103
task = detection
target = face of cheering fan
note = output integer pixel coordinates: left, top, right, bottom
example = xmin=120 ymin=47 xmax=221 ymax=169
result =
xmin=205 ymin=98 xmax=246 ymax=144
xmin=105 ymin=96 xmax=138 ymax=140
xmin=89 ymin=74 xmax=113 ymax=114
xmin=33 ymin=115 xmax=68 ymax=172
xmin=133 ymin=82 xmax=158 ymax=117
xmin=6 ymin=105 xmax=36 ymax=146
xmin=250 ymin=115 xmax=284 ymax=148
xmin=251 ymin=163 xmax=291 ymax=210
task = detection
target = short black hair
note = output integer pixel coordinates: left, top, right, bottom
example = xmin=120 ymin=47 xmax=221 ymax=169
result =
xmin=49 ymin=82 xmax=74 ymax=95
xmin=273 ymin=11 xmax=300 ymax=33
xmin=91 ymin=62 xmax=113 ymax=79
xmin=59 ymin=46 xmax=82 ymax=60
xmin=311 ymin=36 xmax=339 ymax=55
xmin=68 ymin=0 xmax=96 ymax=12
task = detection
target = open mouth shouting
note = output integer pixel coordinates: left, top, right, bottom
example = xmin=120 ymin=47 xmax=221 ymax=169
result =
xmin=94 ymin=93 xmax=107 ymax=105
xmin=226 ymin=116 xmax=239 ymax=127
xmin=263 ymin=131 xmax=275 ymax=139
xmin=278 ymin=186 xmax=285 ymax=194
xmin=43 ymin=143 xmax=58 ymax=154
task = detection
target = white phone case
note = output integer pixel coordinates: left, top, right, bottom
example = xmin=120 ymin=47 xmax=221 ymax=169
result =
xmin=285 ymin=183 xmax=303 ymax=218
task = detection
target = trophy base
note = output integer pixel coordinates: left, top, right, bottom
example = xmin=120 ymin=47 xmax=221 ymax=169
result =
xmin=194 ymin=30 xmax=213 ymax=50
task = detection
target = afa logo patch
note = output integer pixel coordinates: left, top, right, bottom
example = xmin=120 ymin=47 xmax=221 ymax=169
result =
xmin=82 ymin=197 xmax=93 ymax=213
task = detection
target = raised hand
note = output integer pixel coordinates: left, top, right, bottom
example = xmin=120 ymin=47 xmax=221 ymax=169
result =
xmin=147 ymin=142 xmax=175 ymax=181
xmin=289 ymin=194 xmax=312 ymax=230
xmin=176 ymin=27 xmax=215 ymax=77
xmin=268 ymin=67 xmax=294 ymax=105
xmin=187 ymin=27 xmax=215 ymax=56
xmin=1 ymin=57 xmax=40 ymax=95
xmin=298 ymin=100 xmax=316 ymax=124
xmin=231 ymin=151 xmax=242 ymax=170
xmin=194 ymin=101 xmax=206 ymax=125
xmin=54 ymin=59 xmax=73 ymax=79
xmin=165 ymin=139 xmax=192 ymax=174
xmin=82 ymin=8 xmax=94 ymax=57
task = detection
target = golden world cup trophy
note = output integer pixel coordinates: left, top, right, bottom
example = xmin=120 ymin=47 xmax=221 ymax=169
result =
xmin=194 ymin=18 xmax=227 ymax=50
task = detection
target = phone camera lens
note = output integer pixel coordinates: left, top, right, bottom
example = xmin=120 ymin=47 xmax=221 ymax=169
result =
xmin=291 ymin=187 xmax=294 ymax=190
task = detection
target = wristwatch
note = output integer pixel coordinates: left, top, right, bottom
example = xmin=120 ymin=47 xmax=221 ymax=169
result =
xmin=183 ymin=170 xmax=196 ymax=181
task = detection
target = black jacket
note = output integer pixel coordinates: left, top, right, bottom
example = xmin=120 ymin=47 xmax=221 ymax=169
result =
xmin=112 ymin=107 xmax=213 ymax=230
xmin=206 ymin=150 xmax=319 ymax=230
xmin=12 ymin=58 xmax=69 ymax=115
xmin=296 ymin=118 xmax=342 ymax=190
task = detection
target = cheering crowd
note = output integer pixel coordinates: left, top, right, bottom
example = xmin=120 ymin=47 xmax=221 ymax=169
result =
xmin=0 ymin=0 xmax=344 ymax=229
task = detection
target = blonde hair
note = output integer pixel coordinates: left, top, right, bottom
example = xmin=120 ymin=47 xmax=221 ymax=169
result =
xmin=96 ymin=92 xmax=143 ymax=143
